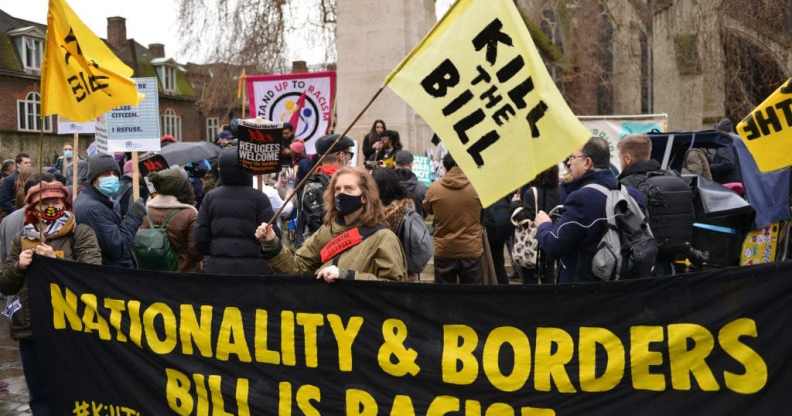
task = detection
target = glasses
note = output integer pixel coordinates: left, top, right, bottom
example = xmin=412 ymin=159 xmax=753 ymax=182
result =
xmin=564 ymin=153 xmax=588 ymax=168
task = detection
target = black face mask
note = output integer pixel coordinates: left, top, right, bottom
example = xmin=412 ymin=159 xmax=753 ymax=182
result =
xmin=335 ymin=193 xmax=364 ymax=216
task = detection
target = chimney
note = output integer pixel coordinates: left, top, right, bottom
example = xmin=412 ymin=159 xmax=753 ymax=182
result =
xmin=148 ymin=43 xmax=165 ymax=58
xmin=107 ymin=16 xmax=127 ymax=50
xmin=291 ymin=60 xmax=308 ymax=73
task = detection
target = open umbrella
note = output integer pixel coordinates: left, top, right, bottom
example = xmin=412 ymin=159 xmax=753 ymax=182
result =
xmin=158 ymin=142 xmax=222 ymax=166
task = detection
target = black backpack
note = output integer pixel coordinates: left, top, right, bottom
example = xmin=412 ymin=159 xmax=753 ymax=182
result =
xmin=586 ymin=184 xmax=658 ymax=280
xmin=623 ymin=170 xmax=695 ymax=256
xmin=300 ymin=174 xmax=330 ymax=234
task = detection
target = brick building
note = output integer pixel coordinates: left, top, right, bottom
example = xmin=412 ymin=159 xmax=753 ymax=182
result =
xmin=0 ymin=9 xmax=227 ymax=166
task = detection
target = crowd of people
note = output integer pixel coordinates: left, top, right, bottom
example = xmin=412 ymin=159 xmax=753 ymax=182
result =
xmin=0 ymin=115 xmax=756 ymax=413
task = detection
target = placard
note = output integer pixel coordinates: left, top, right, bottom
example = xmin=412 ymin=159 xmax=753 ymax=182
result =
xmin=95 ymin=77 xmax=161 ymax=154
xmin=237 ymin=118 xmax=284 ymax=175
xmin=57 ymin=117 xmax=96 ymax=135
xmin=580 ymin=114 xmax=668 ymax=170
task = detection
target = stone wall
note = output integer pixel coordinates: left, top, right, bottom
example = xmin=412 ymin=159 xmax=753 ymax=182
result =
xmin=336 ymin=0 xmax=435 ymax=157
xmin=0 ymin=130 xmax=90 ymax=168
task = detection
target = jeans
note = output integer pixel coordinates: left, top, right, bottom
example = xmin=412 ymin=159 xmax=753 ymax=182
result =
xmin=19 ymin=338 xmax=50 ymax=416
xmin=434 ymin=257 xmax=482 ymax=284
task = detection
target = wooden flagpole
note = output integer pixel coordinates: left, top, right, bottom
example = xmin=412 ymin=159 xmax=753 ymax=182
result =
xmin=72 ymin=131 xmax=79 ymax=201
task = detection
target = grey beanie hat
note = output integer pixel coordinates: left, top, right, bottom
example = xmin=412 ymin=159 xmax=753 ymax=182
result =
xmin=87 ymin=154 xmax=121 ymax=184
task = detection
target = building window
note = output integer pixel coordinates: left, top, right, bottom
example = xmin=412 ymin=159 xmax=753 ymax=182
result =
xmin=206 ymin=117 xmax=219 ymax=141
xmin=157 ymin=66 xmax=176 ymax=94
xmin=17 ymin=92 xmax=52 ymax=132
xmin=161 ymin=108 xmax=182 ymax=141
xmin=21 ymin=37 xmax=43 ymax=72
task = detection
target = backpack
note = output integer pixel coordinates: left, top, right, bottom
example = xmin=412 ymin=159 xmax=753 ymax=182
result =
xmin=623 ymin=171 xmax=695 ymax=256
xmin=301 ymin=174 xmax=330 ymax=234
xmin=585 ymin=184 xmax=657 ymax=281
xmin=398 ymin=209 xmax=433 ymax=274
xmin=511 ymin=187 xmax=539 ymax=269
xmin=134 ymin=210 xmax=180 ymax=271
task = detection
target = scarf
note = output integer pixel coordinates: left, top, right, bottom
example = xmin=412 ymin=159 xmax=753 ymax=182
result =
xmin=21 ymin=211 xmax=75 ymax=242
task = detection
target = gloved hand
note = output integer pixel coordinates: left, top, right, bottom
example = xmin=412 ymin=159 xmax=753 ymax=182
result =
xmin=128 ymin=199 xmax=146 ymax=219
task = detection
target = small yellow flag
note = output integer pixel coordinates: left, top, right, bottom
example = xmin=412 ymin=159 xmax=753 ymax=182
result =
xmin=385 ymin=0 xmax=590 ymax=207
xmin=41 ymin=0 xmax=142 ymax=122
xmin=736 ymin=79 xmax=792 ymax=173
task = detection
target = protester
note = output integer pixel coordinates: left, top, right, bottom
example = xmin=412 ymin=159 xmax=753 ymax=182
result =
xmin=300 ymin=134 xmax=355 ymax=235
xmin=373 ymin=168 xmax=432 ymax=280
xmin=363 ymin=119 xmax=386 ymax=161
xmin=370 ymin=130 xmax=402 ymax=168
xmin=423 ymin=153 xmax=483 ymax=284
xmin=483 ymin=195 xmax=514 ymax=284
xmin=141 ymin=167 xmax=201 ymax=272
xmin=0 ymin=153 xmax=32 ymax=216
xmin=214 ymin=130 xmax=235 ymax=148
xmin=394 ymin=150 xmax=428 ymax=217
xmin=1 ymin=159 xmax=15 ymax=180
xmin=618 ymin=134 xmax=695 ymax=276
xmin=194 ymin=147 xmax=276 ymax=275
xmin=257 ymin=167 xmax=407 ymax=281
xmin=185 ymin=160 xmax=210 ymax=209
xmin=511 ymin=166 xmax=560 ymax=284
xmin=283 ymin=122 xmax=295 ymax=143
xmin=535 ymin=137 xmax=645 ymax=283
xmin=51 ymin=142 xmax=88 ymax=186
xmin=710 ymin=118 xmax=743 ymax=184
xmin=0 ymin=174 xmax=48 ymax=263
xmin=0 ymin=178 xmax=101 ymax=415
xmin=74 ymin=154 xmax=146 ymax=268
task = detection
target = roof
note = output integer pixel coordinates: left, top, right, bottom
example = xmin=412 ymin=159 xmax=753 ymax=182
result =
xmin=0 ymin=8 xmax=196 ymax=99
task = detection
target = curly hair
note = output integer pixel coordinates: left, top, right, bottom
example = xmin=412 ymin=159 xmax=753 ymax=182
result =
xmin=372 ymin=168 xmax=406 ymax=206
xmin=322 ymin=167 xmax=386 ymax=227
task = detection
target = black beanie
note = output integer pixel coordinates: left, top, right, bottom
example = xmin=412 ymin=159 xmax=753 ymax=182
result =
xmin=87 ymin=154 xmax=121 ymax=184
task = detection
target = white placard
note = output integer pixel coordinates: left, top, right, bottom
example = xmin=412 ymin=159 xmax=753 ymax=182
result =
xmin=96 ymin=77 xmax=161 ymax=154
xmin=57 ymin=117 xmax=96 ymax=135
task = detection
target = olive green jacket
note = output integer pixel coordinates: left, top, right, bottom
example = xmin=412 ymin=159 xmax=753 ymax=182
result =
xmin=0 ymin=218 xmax=102 ymax=339
xmin=261 ymin=220 xmax=408 ymax=281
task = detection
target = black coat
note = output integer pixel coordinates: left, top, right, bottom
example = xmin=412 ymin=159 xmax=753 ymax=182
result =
xmin=194 ymin=149 xmax=275 ymax=275
xmin=74 ymin=186 xmax=145 ymax=268
xmin=0 ymin=172 xmax=17 ymax=214
xmin=537 ymin=170 xmax=644 ymax=283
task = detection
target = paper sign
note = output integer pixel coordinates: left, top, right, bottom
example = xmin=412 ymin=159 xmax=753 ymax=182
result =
xmin=57 ymin=117 xmax=96 ymax=134
xmin=237 ymin=118 xmax=284 ymax=175
xmin=95 ymin=77 xmax=161 ymax=154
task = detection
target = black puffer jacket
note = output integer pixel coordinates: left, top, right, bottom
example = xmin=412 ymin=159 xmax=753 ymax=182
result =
xmin=194 ymin=148 xmax=275 ymax=275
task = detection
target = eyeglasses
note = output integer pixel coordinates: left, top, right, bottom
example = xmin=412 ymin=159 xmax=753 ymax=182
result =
xmin=564 ymin=153 xmax=588 ymax=168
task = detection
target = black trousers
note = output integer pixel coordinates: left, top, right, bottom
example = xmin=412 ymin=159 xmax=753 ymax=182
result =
xmin=486 ymin=224 xmax=512 ymax=284
xmin=434 ymin=257 xmax=482 ymax=284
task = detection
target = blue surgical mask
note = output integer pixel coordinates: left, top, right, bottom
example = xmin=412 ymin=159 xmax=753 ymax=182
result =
xmin=63 ymin=150 xmax=73 ymax=159
xmin=96 ymin=175 xmax=120 ymax=197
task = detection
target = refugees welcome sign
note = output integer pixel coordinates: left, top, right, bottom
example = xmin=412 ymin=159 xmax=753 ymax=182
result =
xmin=29 ymin=257 xmax=783 ymax=415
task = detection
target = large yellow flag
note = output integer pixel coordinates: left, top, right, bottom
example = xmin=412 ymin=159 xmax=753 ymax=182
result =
xmin=385 ymin=0 xmax=590 ymax=206
xmin=736 ymin=79 xmax=792 ymax=172
xmin=41 ymin=0 xmax=142 ymax=122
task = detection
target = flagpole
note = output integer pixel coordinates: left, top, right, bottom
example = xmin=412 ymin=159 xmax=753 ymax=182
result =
xmin=132 ymin=151 xmax=140 ymax=201
xmin=72 ymin=131 xmax=79 ymax=201
xmin=265 ymin=85 xmax=385 ymax=226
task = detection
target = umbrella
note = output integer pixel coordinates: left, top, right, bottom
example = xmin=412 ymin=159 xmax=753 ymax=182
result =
xmin=158 ymin=142 xmax=222 ymax=166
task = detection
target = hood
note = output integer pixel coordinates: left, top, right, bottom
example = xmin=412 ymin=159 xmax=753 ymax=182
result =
xmin=563 ymin=169 xmax=619 ymax=196
xmin=440 ymin=167 xmax=470 ymax=190
xmin=619 ymin=159 xmax=661 ymax=180
xmin=396 ymin=168 xmax=418 ymax=188
xmin=218 ymin=147 xmax=253 ymax=187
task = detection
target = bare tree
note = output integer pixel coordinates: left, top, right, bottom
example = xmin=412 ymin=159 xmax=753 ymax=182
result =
xmin=176 ymin=0 xmax=337 ymax=116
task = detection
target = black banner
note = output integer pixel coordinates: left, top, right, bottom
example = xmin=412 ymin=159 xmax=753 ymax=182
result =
xmin=28 ymin=257 xmax=790 ymax=415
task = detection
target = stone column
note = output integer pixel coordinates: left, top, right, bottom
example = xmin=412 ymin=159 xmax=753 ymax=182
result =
xmin=336 ymin=0 xmax=436 ymax=158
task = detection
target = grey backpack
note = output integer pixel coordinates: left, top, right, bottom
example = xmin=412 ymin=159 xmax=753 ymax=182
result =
xmin=585 ymin=184 xmax=658 ymax=281
xmin=398 ymin=209 xmax=433 ymax=274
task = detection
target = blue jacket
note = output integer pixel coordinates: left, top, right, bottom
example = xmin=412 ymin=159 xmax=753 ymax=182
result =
xmin=537 ymin=170 xmax=644 ymax=284
xmin=0 ymin=172 xmax=18 ymax=215
xmin=74 ymin=186 xmax=144 ymax=268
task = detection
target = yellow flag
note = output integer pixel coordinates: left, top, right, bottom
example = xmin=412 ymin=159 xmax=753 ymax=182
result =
xmin=736 ymin=79 xmax=792 ymax=173
xmin=385 ymin=0 xmax=590 ymax=207
xmin=41 ymin=0 xmax=142 ymax=122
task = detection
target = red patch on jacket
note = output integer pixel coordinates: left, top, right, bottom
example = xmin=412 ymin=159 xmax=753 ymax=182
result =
xmin=320 ymin=228 xmax=364 ymax=264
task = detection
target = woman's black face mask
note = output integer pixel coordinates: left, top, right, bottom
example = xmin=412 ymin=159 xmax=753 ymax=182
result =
xmin=335 ymin=193 xmax=364 ymax=216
